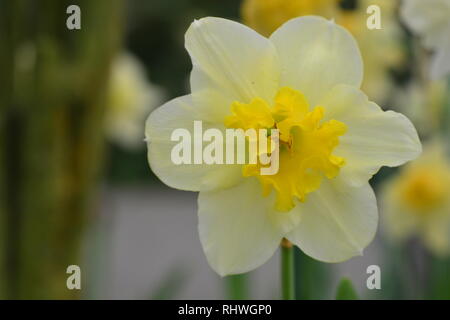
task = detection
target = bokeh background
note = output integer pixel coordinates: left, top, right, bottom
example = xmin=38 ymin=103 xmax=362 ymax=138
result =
xmin=0 ymin=0 xmax=449 ymax=299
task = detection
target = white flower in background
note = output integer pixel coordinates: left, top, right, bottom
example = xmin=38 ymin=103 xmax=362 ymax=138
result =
xmin=393 ymin=80 xmax=447 ymax=135
xmin=106 ymin=53 xmax=163 ymax=149
xmin=401 ymin=0 xmax=450 ymax=79
xmin=145 ymin=17 xmax=421 ymax=276
xmin=381 ymin=142 xmax=450 ymax=256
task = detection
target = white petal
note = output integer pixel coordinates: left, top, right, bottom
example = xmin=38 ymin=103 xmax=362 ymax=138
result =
xmin=198 ymin=178 xmax=284 ymax=276
xmin=186 ymin=17 xmax=280 ymax=123
xmin=145 ymin=95 xmax=243 ymax=192
xmin=321 ymin=85 xmax=422 ymax=187
xmin=286 ymin=178 xmax=378 ymax=262
xmin=269 ymin=16 xmax=363 ymax=106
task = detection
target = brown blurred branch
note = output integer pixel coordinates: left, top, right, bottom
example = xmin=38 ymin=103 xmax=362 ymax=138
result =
xmin=0 ymin=0 xmax=124 ymax=299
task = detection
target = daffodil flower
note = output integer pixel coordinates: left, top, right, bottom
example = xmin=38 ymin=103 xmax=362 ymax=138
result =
xmin=381 ymin=142 xmax=450 ymax=256
xmin=401 ymin=0 xmax=450 ymax=80
xmin=145 ymin=16 xmax=421 ymax=276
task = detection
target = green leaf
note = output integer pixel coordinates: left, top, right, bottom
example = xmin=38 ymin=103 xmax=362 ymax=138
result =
xmin=335 ymin=277 xmax=359 ymax=300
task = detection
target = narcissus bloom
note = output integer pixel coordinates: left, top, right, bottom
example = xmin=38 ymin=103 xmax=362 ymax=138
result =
xmin=401 ymin=0 xmax=450 ymax=79
xmin=145 ymin=16 xmax=421 ymax=276
xmin=381 ymin=142 xmax=450 ymax=256
xmin=106 ymin=53 xmax=163 ymax=149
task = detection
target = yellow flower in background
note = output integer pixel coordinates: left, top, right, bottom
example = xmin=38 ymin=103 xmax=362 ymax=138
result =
xmin=381 ymin=142 xmax=450 ymax=256
xmin=341 ymin=0 xmax=405 ymax=103
xmin=242 ymin=0 xmax=338 ymax=37
xmin=106 ymin=53 xmax=163 ymax=149
xmin=145 ymin=16 xmax=421 ymax=276
xmin=241 ymin=0 xmax=405 ymax=103
xmin=401 ymin=0 xmax=450 ymax=79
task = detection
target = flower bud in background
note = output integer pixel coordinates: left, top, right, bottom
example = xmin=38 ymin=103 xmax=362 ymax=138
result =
xmin=106 ymin=53 xmax=164 ymax=149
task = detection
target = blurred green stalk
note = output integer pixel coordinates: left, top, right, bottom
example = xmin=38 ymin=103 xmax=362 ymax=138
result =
xmin=281 ymin=239 xmax=295 ymax=300
xmin=429 ymin=256 xmax=450 ymax=299
xmin=294 ymin=247 xmax=330 ymax=299
xmin=444 ymin=77 xmax=450 ymax=137
xmin=226 ymin=274 xmax=249 ymax=300
xmin=0 ymin=0 xmax=123 ymax=299
xmin=0 ymin=0 xmax=22 ymax=299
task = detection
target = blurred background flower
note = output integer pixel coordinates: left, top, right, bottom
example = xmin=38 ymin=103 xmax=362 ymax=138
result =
xmin=241 ymin=0 xmax=338 ymax=36
xmin=381 ymin=142 xmax=450 ymax=256
xmin=400 ymin=0 xmax=450 ymax=80
xmin=393 ymin=80 xmax=447 ymax=136
xmin=106 ymin=53 xmax=163 ymax=150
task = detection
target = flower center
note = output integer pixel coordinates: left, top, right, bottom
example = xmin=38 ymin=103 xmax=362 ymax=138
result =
xmin=224 ymin=87 xmax=347 ymax=212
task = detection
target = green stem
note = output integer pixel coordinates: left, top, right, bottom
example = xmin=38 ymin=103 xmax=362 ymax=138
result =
xmin=444 ymin=77 xmax=450 ymax=137
xmin=281 ymin=239 xmax=295 ymax=300
xmin=226 ymin=274 xmax=249 ymax=300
